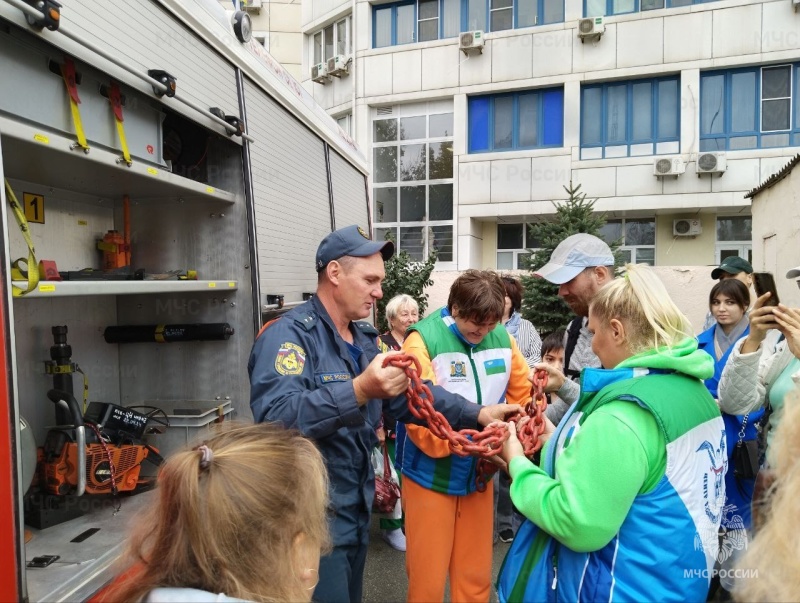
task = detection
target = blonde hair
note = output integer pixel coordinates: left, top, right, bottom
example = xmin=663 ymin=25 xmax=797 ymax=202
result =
xmin=104 ymin=422 xmax=330 ymax=602
xmin=385 ymin=294 xmax=419 ymax=321
xmin=589 ymin=264 xmax=692 ymax=355
xmin=735 ymin=390 xmax=800 ymax=602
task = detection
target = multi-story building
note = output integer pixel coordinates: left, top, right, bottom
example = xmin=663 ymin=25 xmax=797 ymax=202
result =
xmin=301 ymin=0 xmax=800 ymax=272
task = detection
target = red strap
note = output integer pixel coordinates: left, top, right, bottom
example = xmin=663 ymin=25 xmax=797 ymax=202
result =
xmin=61 ymin=57 xmax=80 ymax=104
xmin=108 ymin=81 xmax=124 ymax=122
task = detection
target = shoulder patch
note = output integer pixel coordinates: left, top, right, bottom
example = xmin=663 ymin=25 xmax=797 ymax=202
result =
xmin=354 ymin=321 xmax=379 ymax=337
xmin=275 ymin=342 xmax=306 ymax=375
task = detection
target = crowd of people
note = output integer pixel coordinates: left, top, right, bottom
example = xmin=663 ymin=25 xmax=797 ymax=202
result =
xmin=100 ymin=224 xmax=800 ymax=603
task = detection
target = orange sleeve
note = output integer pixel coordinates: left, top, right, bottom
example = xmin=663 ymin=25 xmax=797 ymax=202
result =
xmin=505 ymin=337 xmax=533 ymax=407
xmin=401 ymin=331 xmax=452 ymax=459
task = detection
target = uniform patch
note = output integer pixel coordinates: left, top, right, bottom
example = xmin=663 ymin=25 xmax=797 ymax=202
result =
xmin=483 ymin=358 xmax=506 ymax=376
xmin=357 ymin=226 xmax=369 ymax=239
xmin=450 ymin=360 xmax=467 ymax=379
xmin=318 ymin=372 xmax=351 ymax=383
xmin=275 ymin=342 xmax=306 ymax=375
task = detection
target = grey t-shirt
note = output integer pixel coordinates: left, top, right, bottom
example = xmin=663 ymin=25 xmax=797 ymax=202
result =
xmin=557 ymin=317 xmax=601 ymax=406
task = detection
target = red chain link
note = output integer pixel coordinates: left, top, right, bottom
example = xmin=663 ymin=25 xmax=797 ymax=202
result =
xmin=383 ymin=354 xmax=548 ymax=492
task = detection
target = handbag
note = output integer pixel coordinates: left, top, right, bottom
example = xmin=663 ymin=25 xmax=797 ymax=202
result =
xmin=372 ymin=442 xmax=401 ymax=515
xmin=732 ymin=414 xmax=760 ymax=480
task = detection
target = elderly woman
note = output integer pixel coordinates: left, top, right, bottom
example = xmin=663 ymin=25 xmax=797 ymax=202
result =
xmin=380 ymin=294 xmax=420 ymax=351
xmin=497 ymin=264 xmax=725 ymax=602
xmin=377 ymin=294 xmax=420 ymax=551
xmin=501 ymin=276 xmax=542 ymax=368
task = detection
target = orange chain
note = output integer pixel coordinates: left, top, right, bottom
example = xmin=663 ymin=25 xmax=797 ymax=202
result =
xmin=383 ymin=354 xmax=548 ymax=491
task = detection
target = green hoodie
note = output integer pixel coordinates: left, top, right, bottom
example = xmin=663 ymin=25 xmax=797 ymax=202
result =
xmin=509 ymin=338 xmax=715 ymax=552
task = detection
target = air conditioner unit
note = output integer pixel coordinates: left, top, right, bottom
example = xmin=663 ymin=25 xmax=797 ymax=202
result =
xmin=459 ymin=30 xmax=484 ymax=55
xmin=578 ymin=16 xmax=605 ymax=42
xmin=327 ymin=55 xmax=351 ymax=77
xmin=653 ymin=156 xmax=685 ymax=177
xmin=243 ymin=0 xmax=262 ymax=12
xmin=696 ymin=151 xmax=727 ymax=176
xmin=311 ymin=62 xmax=329 ymax=84
xmin=673 ymin=219 xmax=702 ymax=237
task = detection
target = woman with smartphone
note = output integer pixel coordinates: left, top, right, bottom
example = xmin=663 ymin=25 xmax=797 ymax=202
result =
xmin=696 ymin=278 xmax=764 ymax=599
xmin=718 ymin=268 xmax=800 ymax=460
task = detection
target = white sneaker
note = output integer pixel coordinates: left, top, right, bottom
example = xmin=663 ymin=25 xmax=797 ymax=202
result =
xmin=381 ymin=528 xmax=407 ymax=552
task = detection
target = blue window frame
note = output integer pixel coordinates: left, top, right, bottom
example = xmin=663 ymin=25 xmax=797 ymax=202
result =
xmin=373 ymin=1 xmax=416 ymax=48
xmin=580 ymin=76 xmax=680 ymax=159
xmin=700 ymin=63 xmax=800 ymax=152
xmin=372 ymin=0 xmax=563 ymax=47
xmin=584 ymin=0 xmax=718 ymax=17
xmin=468 ymin=88 xmax=564 ymax=153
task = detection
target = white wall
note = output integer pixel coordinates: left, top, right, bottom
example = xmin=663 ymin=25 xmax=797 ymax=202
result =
xmin=750 ymin=161 xmax=800 ymax=309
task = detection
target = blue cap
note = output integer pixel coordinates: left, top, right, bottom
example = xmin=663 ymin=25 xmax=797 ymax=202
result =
xmin=534 ymin=233 xmax=615 ymax=285
xmin=315 ymin=225 xmax=394 ymax=272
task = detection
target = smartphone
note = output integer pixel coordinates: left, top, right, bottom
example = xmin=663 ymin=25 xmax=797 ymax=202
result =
xmin=753 ymin=272 xmax=780 ymax=307
xmin=27 ymin=555 xmax=60 ymax=568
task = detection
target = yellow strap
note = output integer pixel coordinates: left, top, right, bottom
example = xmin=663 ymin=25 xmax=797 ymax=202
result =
xmin=75 ymin=364 xmax=89 ymax=414
xmin=5 ymin=180 xmax=39 ymax=297
xmin=69 ymin=97 xmax=89 ymax=150
xmin=115 ymin=117 xmax=132 ymax=165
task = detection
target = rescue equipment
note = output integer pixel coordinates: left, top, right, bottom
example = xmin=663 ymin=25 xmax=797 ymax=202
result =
xmin=384 ymin=354 xmax=548 ymax=491
xmin=103 ymin=322 xmax=235 ymax=343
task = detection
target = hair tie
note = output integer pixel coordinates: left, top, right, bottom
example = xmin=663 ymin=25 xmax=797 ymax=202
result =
xmin=196 ymin=444 xmax=213 ymax=469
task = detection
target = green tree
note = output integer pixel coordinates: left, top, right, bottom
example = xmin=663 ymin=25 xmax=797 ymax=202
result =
xmin=376 ymin=248 xmax=437 ymax=333
xmin=520 ymin=182 xmax=621 ymax=336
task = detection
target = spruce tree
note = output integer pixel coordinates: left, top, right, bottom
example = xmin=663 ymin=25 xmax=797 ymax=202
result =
xmin=520 ymin=182 xmax=621 ymax=336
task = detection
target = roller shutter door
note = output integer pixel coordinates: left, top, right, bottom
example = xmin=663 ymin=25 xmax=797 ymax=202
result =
xmin=329 ymin=149 xmax=369 ymax=231
xmin=244 ymin=78 xmax=332 ymax=304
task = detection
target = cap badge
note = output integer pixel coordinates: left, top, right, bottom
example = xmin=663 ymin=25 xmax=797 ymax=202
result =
xmin=357 ymin=226 xmax=369 ymax=240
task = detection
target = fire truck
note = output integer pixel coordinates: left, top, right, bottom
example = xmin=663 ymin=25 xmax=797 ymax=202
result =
xmin=0 ymin=0 xmax=369 ymax=599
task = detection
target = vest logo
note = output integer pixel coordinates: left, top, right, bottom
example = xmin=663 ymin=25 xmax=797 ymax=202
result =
xmin=696 ymin=433 xmax=727 ymax=524
xmin=450 ymin=360 xmax=467 ymax=379
xmin=275 ymin=342 xmax=306 ymax=376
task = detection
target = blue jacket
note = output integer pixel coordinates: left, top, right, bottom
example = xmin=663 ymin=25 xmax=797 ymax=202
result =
xmin=248 ymin=296 xmax=480 ymax=547
xmin=697 ymin=324 xmax=764 ymax=529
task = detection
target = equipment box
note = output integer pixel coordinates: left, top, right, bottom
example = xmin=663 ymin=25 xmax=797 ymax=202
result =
xmin=143 ymin=400 xmax=234 ymax=461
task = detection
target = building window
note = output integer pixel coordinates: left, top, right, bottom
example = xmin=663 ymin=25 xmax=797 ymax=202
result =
xmin=584 ymin=0 xmax=718 ymax=17
xmin=468 ymin=88 xmax=564 ymax=153
xmin=312 ymin=16 xmax=351 ymax=65
xmin=373 ymin=112 xmax=455 ymax=263
xmin=336 ymin=114 xmax=352 ymax=136
xmin=496 ymin=223 xmax=542 ymax=269
xmin=598 ymin=218 xmax=655 ymax=265
xmin=700 ymin=64 xmax=800 ymax=152
xmin=580 ymin=76 xmax=680 ymax=159
xmin=373 ymin=0 xmax=563 ymax=47
xmin=715 ymin=216 xmax=752 ymax=264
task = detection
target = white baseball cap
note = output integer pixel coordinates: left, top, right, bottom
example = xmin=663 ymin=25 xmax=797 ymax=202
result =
xmin=534 ymin=233 xmax=615 ymax=285
xmin=787 ymin=266 xmax=800 ymax=279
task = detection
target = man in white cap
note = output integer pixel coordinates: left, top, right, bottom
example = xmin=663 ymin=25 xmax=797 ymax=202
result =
xmin=532 ymin=233 xmax=615 ymax=407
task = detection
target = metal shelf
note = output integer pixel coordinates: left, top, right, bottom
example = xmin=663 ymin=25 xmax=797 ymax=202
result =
xmin=13 ymin=280 xmax=238 ymax=298
xmin=24 ymin=490 xmax=155 ymax=603
xmin=0 ymin=115 xmax=237 ymax=204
